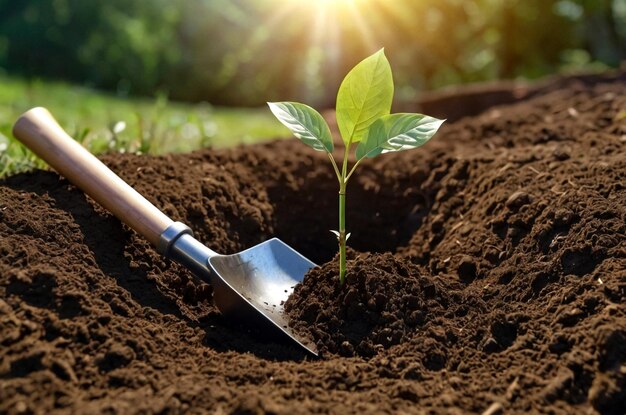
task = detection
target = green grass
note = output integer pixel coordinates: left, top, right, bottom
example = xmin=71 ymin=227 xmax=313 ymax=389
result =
xmin=0 ymin=75 xmax=290 ymax=176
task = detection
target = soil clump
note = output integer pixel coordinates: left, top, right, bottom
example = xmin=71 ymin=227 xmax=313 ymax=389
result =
xmin=1 ymin=75 xmax=625 ymax=414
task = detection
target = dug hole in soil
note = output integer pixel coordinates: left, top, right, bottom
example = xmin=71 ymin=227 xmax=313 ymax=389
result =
xmin=1 ymin=74 xmax=625 ymax=414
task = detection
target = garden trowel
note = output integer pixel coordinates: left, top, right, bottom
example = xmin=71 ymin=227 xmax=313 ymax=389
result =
xmin=13 ymin=107 xmax=318 ymax=356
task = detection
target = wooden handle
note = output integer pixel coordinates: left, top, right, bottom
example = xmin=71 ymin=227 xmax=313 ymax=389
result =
xmin=12 ymin=107 xmax=173 ymax=247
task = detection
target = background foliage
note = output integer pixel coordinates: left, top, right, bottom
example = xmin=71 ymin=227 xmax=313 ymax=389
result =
xmin=0 ymin=0 xmax=625 ymax=107
xmin=0 ymin=76 xmax=288 ymax=176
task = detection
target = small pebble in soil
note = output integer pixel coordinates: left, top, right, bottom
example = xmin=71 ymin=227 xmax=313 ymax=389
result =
xmin=505 ymin=191 xmax=533 ymax=211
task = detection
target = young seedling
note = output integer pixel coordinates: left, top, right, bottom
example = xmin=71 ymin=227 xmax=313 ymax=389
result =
xmin=269 ymin=49 xmax=444 ymax=284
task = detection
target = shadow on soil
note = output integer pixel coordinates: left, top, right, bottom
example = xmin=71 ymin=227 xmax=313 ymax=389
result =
xmin=3 ymin=171 xmax=184 ymax=318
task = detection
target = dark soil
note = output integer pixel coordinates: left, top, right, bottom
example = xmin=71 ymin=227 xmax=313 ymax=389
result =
xmin=1 ymin=75 xmax=625 ymax=414
xmin=285 ymin=252 xmax=452 ymax=358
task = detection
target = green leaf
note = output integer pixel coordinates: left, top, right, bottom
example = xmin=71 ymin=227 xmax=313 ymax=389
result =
xmin=268 ymin=102 xmax=333 ymax=153
xmin=336 ymin=49 xmax=393 ymax=146
xmin=356 ymin=113 xmax=445 ymax=160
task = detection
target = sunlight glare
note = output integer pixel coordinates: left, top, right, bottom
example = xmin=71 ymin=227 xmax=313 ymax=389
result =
xmin=283 ymin=0 xmax=368 ymax=8
xmin=290 ymin=0 xmax=360 ymax=3
xmin=259 ymin=0 xmax=384 ymax=102
xmin=318 ymin=0 xmax=359 ymax=3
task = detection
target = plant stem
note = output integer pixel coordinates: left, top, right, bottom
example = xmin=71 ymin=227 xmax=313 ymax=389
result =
xmin=327 ymin=152 xmax=342 ymax=183
xmin=338 ymin=180 xmax=347 ymax=284
xmin=345 ymin=158 xmax=363 ymax=182
xmin=338 ymin=140 xmax=351 ymax=284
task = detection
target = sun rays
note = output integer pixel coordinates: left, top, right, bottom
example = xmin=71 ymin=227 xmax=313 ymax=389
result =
xmin=271 ymin=0 xmax=387 ymax=100
xmin=217 ymin=0 xmax=416 ymax=103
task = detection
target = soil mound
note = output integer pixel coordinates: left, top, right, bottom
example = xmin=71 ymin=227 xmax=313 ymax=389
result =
xmin=1 ymin=76 xmax=625 ymax=414
xmin=285 ymin=252 xmax=452 ymax=357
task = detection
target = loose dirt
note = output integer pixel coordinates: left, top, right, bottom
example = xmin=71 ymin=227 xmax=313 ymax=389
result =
xmin=1 ymin=76 xmax=625 ymax=414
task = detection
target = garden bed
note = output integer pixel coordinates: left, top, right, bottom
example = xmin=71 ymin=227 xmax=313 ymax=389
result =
xmin=1 ymin=77 xmax=625 ymax=414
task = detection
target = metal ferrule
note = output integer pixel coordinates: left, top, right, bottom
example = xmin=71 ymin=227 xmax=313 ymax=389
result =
xmin=157 ymin=221 xmax=218 ymax=285
xmin=168 ymin=233 xmax=218 ymax=285
xmin=157 ymin=221 xmax=193 ymax=257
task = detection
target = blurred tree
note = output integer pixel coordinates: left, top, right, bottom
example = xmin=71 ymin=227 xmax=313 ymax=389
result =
xmin=0 ymin=0 xmax=624 ymax=106
xmin=0 ymin=0 xmax=180 ymax=95
xmin=578 ymin=0 xmax=626 ymax=64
